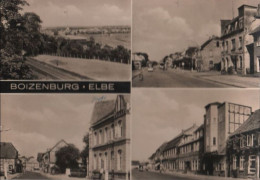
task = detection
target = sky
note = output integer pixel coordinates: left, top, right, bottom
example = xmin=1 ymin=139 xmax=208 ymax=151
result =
xmin=132 ymin=89 xmax=260 ymax=162
xmin=21 ymin=0 xmax=131 ymax=27
xmin=133 ymin=0 xmax=260 ymax=61
xmin=1 ymin=94 xmax=117 ymax=159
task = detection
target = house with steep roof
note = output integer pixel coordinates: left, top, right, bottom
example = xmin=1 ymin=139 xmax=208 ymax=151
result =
xmin=0 ymin=142 xmax=19 ymax=174
xmin=198 ymin=36 xmax=222 ymax=71
xmin=41 ymin=139 xmax=69 ymax=173
xmin=227 ymin=109 xmax=260 ymax=179
xmin=89 ymin=95 xmax=130 ymax=180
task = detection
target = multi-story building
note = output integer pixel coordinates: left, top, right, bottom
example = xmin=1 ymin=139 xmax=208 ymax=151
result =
xmin=227 ymin=109 xmax=260 ymax=179
xmin=151 ymin=124 xmax=204 ymax=174
xmin=89 ymin=95 xmax=130 ymax=180
xmin=203 ymin=102 xmax=252 ymax=177
xmin=248 ymin=5 xmax=260 ymax=74
xmin=177 ymin=124 xmax=204 ymax=174
xmin=199 ymin=36 xmax=222 ymax=71
xmin=220 ymin=5 xmax=258 ymax=75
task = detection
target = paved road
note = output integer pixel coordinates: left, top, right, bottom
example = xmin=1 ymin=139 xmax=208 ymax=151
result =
xmin=26 ymin=58 xmax=91 ymax=80
xmin=132 ymin=169 xmax=200 ymax=180
xmin=13 ymin=171 xmax=50 ymax=179
xmin=133 ymin=67 xmax=229 ymax=88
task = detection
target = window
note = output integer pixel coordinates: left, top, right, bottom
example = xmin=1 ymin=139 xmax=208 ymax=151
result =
xmin=239 ymin=37 xmax=242 ymax=49
xmin=248 ymin=155 xmax=256 ymax=174
xmin=111 ymin=124 xmax=114 ymax=139
xmin=216 ymin=41 xmax=219 ymax=47
xmin=99 ymin=130 xmax=103 ymax=144
xmin=117 ymin=150 xmax=122 ymax=171
xmin=247 ymin=134 xmax=254 ymax=147
xmin=213 ymin=137 xmax=216 ymax=146
xmin=209 ymin=60 xmax=213 ymax=65
xmin=240 ymin=137 xmax=245 ymax=148
xmin=233 ymin=156 xmax=237 ymax=170
xmin=226 ymin=41 xmax=229 ymax=52
xmin=110 ymin=151 xmax=114 ymax=170
xmin=239 ymin=156 xmax=244 ymax=170
xmin=118 ymin=121 xmax=122 ymax=137
xmin=104 ymin=127 xmax=108 ymax=143
xmin=256 ymin=36 xmax=260 ymax=47
xmin=94 ymin=154 xmax=97 ymax=169
xmin=104 ymin=152 xmax=108 ymax=170
xmin=94 ymin=132 xmax=97 ymax=146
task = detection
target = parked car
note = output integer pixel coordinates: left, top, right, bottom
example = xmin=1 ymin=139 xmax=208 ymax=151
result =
xmin=69 ymin=168 xmax=87 ymax=178
xmin=50 ymin=165 xmax=60 ymax=175
xmin=148 ymin=67 xmax=153 ymax=72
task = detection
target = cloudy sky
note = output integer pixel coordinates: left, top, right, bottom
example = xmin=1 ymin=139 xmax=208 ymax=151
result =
xmin=22 ymin=0 xmax=131 ymax=27
xmin=133 ymin=0 xmax=260 ymax=61
xmin=1 ymin=94 xmax=117 ymax=158
xmin=132 ymin=89 xmax=260 ymax=162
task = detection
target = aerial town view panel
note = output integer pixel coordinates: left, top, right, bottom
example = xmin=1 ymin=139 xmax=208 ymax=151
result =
xmin=0 ymin=94 xmax=131 ymax=179
xmin=132 ymin=89 xmax=260 ymax=180
xmin=0 ymin=0 xmax=131 ymax=80
xmin=132 ymin=0 xmax=260 ymax=87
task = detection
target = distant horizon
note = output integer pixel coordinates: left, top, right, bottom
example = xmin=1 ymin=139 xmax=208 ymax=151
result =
xmin=42 ymin=24 xmax=131 ymax=29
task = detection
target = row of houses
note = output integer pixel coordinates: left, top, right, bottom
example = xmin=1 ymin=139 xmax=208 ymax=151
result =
xmin=169 ymin=4 xmax=260 ymax=75
xmin=149 ymin=102 xmax=260 ymax=179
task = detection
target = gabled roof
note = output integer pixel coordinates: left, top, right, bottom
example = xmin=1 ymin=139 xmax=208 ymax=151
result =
xmin=164 ymin=135 xmax=182 ymax=151
xmin=46 ymin=139 xmax=69 ymax=153
xmin=250 ymin=26 xmax=260 ymax=36
xmin=0 ymin=142 xmax=18 ymax=159
xmin=90 ymin=95 xmax=129 ymax=125
xmin=200 ymin=36 xmax=220 ymax=50
xmin=231 ymin=109 xmax=260 ymax=136
xmin=91 ymin=99 xmax=116 ymax=124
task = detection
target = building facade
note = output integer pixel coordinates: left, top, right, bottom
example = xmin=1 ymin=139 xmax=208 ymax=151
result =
xmin=199 ymin=36 xmax=222 ymax=71
xmin=89 ymin=95 xmax=130 ymax=180
xmin=0 ymin=142 xmax=19 ymax=174
xmin=227 ymin=109 xmax=260 ymax=179
xmin=203 ymin=102 xmax=252 ymax=177
xmin=220 ymin=5 xmax=258 ymax=75
xmin=41 ymin=139 xmax=69 ymax=173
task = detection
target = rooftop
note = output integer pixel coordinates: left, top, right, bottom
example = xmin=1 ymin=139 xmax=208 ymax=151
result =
xmin=0 ymin=142 xmax=18 ymax=159
xmin=231 ymin=109 xmax=260 ymax=136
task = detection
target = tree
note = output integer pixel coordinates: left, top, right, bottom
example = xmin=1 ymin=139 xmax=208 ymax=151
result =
xmin=80 ymin=133 xmax=89 ymax=166
xmin=0 ymin=0 xmax=43 ymax=79
xmin=55 ymin=144 xmax=80 ymax=173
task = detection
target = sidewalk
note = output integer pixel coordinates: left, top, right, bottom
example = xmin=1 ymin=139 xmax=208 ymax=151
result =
xmin=171 ymin=69 xmax=260 ymax=88
xmin=1 ymin=173 xmax=22 ymax=179
xmin=150 ymin=170 xmax=250 ymax=180
xmin=39 ymin=172 xmax=91 ymax=180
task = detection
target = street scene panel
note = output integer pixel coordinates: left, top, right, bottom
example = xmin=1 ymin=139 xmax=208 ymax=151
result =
xmin=0 ymin=94 xmax=131 ymax=180
xmin=132 ymin=89 xmax=260 ymax=180
xmin=1 ymin=0 xmax=131 ymax=80
xmin=132 ymin=0 xmax=260 ymax=87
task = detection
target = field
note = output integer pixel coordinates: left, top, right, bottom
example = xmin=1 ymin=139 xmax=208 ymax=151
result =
xmin=85 ymin=33 xmax=130 ymax=49
xmin=31 ymin=55 xmax=131 ymax=81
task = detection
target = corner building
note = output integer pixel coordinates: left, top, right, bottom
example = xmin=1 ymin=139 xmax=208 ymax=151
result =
xmin=89 ymin=95 xmax=130 ymax=180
